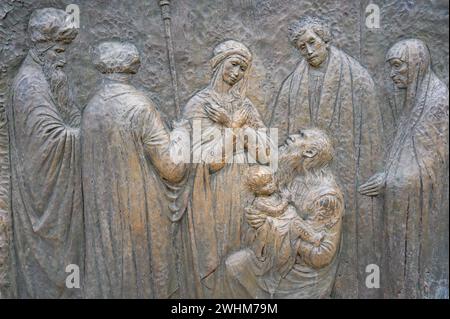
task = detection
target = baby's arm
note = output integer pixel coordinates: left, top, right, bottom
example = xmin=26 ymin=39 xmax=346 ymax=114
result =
xmin=254 ymin=196 xmax=289 ymax=217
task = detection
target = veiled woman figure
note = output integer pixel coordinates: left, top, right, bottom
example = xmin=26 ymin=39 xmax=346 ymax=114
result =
xmin=360 ymin=39 xmax=449 ymax=298
xmin=180 ymin=40 xmax=270 ymax=298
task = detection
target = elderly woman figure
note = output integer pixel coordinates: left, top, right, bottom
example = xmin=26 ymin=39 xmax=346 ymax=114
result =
xmin=360 ymin=39 xmax=449 ymax=298
xmin=82 ymin=41 xmax=187 ymax=298
xmin=180 ymin=40 xmax=270 ymax=298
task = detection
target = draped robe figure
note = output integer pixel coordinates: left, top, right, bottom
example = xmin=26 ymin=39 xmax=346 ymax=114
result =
xmin=270 ymin=24 xmax=384 ymax=296
xmin=225 ymin=129 xmax=344 ymax=299
xmin=378 ymin=40 xmax=448 ymax=298
xmin=180 ymin=40 xmax=270 ymax=298
xmin=82 ymin=42 xmax=186 ymax=298
xmin=7 ymin=8 xmax=82 ymax=298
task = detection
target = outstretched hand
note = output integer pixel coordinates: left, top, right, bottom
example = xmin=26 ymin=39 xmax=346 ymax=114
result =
xmin=359 ymin=172 xmax=386 ymax=196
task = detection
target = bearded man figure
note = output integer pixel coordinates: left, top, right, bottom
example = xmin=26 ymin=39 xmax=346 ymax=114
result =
xmin=7 ymin=8 xmax=82 ymax=298
xmin=270 ymin=16 xmax=384 ymax=298
xmin=225 ymin=129 xmax=344 ymax=298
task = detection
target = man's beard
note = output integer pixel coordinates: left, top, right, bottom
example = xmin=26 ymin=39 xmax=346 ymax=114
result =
xmin=276 ymin=146 xmax=303 ymax=187
xmin=42 ymin=62 xmax=73 ymax=122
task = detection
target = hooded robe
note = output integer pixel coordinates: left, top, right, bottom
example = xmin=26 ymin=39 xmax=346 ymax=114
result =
xmin=180 ymin=40 xmax=270 ymax=298
xmin=383 ymin=39 xmax=449 ymax=299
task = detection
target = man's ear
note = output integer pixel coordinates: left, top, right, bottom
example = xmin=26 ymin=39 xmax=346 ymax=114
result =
xmin=302 ymin=148 xmax=318 ymax=158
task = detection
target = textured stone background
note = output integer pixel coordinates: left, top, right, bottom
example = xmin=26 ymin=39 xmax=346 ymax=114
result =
xmin=0 ymin=0 xmax=448 ymax=298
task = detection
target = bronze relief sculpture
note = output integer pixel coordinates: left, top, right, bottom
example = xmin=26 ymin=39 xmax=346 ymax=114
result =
xmin=82 ymin=41 xmax=187 ymax=298
xmin=0 ymin=1 xmax=448 ymax=299
xmin=269 ymin=16 xmax=385 ymax=297
xmin=359 ymin=39 xmax=449 ymax=299
xmin=6 ymin=8 xmax=82 ymax=298
xmin=225 ymin=129 xmax=344 ymax=299
xmin=179 ymin=40 xmax=269 ymax=298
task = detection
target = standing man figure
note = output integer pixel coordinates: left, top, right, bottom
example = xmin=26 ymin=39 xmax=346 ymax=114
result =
xmin=270 ymin=16 xmax=384 ymax=298
xmin=7 ymin=8 xmax=82 ymax=298
xmin=82 ymin=41 xmax=187 ymax=298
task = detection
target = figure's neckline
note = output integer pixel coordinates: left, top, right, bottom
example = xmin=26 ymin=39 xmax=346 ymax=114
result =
xmin=104 ymin=73 xmax=132 ymax=83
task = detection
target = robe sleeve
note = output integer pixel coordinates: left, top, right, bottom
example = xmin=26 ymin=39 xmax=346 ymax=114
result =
xmin=13 ymin=77 xmax=81 ymax=227
xmin=296 ymin=194 xmax=343 ymax=269
xmin=182 ymin=95 xmax=231 ymax=172
xmin=138 ymin=100 xmax=186 ymax=183
xmin=237 ymin=99 xmax=273 ymax=165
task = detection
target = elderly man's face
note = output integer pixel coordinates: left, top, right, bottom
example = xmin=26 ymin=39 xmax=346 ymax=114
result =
xmin=279 ymin=129 xmax=331 ymax=171
xmin=296 ymin=29 xmax=328 ymax=68
xmin=278 ymin=130 xmax=309 ymax=167
xmin=388 ymin=58 xmax=408 ymax=89
xmin=283 ymin=130 xmax=309 ymax=154
xmin=41 ymin=43 xmax=67 ymax=69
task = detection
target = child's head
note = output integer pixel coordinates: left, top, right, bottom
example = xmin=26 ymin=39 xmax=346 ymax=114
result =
xmin=246 ymin=165 xmax=277 ymax=196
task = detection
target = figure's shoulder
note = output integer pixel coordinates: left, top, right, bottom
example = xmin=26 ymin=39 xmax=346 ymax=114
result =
xmin=111 ymin=82 xmax=155 ymax=105
xmin=310 ymin=182 xmax=344 ymax=212
xmin=335 ymin=47 xmax=374 ymax=82
xmin=283 ymin=61 xmax=306 ymax=84
xmin=12 ymin=60 xmax=47 ymax=94
xmin=84 ymin=85 xmax=106 ymax=113
xmin=430 ymin=73 xmax=449 ymax=103
xmin=11 ymin=61 xmax=51 ymax=111
xmin=186 ymin=88 xmax=211 ymax=105
xmin=182 ymin=88 xmax=210 ymax=118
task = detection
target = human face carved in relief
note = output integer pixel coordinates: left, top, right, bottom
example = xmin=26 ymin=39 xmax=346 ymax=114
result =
xmin=388 ymin=58 xmax=409 ymax=89
xmin=279 ymin=129 xmax=330 ymax=172
xmin=296 ymin=29 xmax=329 ymax=68
xmin=41 ymin=43 xmax=67 ymax=69
xmin=256 ymin=177 xmax=278 ymax=196
xmin=284 ymin=130 xmax=318 ymax=159
xmin=222 ymin=56 xmax=248 ymax=87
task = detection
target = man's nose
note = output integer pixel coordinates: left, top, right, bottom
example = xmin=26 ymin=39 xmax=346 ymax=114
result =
xmin=306 ymin=44 xmax=314 ymax=55
xmin=390 ymin=68 xmax=396 ymax=78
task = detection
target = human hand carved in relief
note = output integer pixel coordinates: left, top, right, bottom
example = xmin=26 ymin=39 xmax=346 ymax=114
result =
xmin=292 ymin=218 xmax=324 ymax=247
xmin=359 ymin=172 xmax=386 ymax=196
xmin=231 ymin=104 xmax=251 ymax=129
xmin=204 ymin=102 xmax=232 ymax=127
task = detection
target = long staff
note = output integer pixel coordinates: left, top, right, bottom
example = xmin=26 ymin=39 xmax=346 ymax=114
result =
xmin=159 ymin=0 xmax=181 ymax=117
